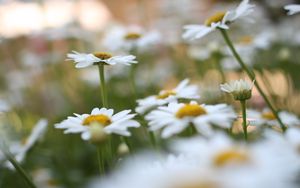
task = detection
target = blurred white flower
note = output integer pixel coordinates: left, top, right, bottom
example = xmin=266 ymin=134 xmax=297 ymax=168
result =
xmin=247 ymin=109 xmax=300 ymax=127
xmin=284 ymin=4 xmax=300 ymax=15
xmin=220 ymin=31 xmax=275 ymax=71
xmin=66 ymin=51 xmax=137 ymax=68
xmin=0 ymin=99 xmax=10 ymax=113
xmin=171 ymin=133 xmax=300 ymax=188
xmin=135 ymin=79 xmax=200 ymax=114
xmin=32 ymin=168 xmax=61 ymax=188
xmin=183 ymin=0 xmax=255 ymax=40
xmin=55 ymin=108 xmax=140 ymax=141
xmin=89 ymin=132 xmax=300 ymax=188
xmin=220 ymin=79 xmax=254 ymax=100
xmin=285 ymin=128 xmax=300 ymax=149
xmin=145 ymin=101 xmax=236 ymax=138
xmin=187 ymin=41 xmax=223 ymax=61
xmin=102 ymin=25 xmax=161 ymax=53
xmin=88 ymin=153 xmax=222 ymax=188
xmin=0 ymin=119 xmax=48 ymax=169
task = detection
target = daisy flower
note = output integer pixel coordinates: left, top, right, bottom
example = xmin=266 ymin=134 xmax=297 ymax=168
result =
xmin=55 ymin=108 xmax=140 ymax=141
xmin=247 ymin=109 xmax=300 ymax=128
xmin=135 ymin=79 xmax=200 ymax=114
xmin=0 ymin=119 xmax=48 ymax=169
xmin=102 ymin=25 xmax=161 ymax=53
xmin=145 ymin=101 xmax=236 ymax=138
xmin=220 ymin=79 xmax=254 ymax=101
xmin=183 ymin=0 xmax=255 ymax=40
xmin=66 ymin=51 xmax=137 ymax=68
xmin=284 ymin=4 xmax=300 ymax=15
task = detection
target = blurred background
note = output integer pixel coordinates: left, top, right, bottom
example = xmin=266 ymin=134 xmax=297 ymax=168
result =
xmin=1 ymin=0 xmax=300 ymax=187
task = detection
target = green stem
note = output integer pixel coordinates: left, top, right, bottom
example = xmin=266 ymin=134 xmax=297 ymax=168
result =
xmin=129 ymin=64 xmax=137 ymax=100
xmin=98 ymin=64 xmax=108 ymax=107
xmin=240 ymin=100 xmax=248 ymax=141
xmin=96 ymin=147 xmax=104 ymax=175
xmin=219 ymin=29 xmax=286 ymax=132
xmin=0 ymin=144 xmax=37 ymax=188
xmin=149 ymin=131 xmax=157 ymax=150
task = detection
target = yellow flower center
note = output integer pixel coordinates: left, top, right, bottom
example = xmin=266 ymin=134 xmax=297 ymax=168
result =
xmin=261 ymin=112 xmax=276 ymax=120
xmin=176 ymin=104 xmax=207 ymax=119
xmin=238 ymin=36 xmax=253 ymax=45
xmin=93 ymin=52 xmax=112 ymax=60
xmin=156 ymin=90 xmax=177 ymax=99
xmin=82 ymin=114 xmax=111 ymax=126
xmin=21 ymin=138 xmax=28 ymax=145
xmin=213 ymin=149 xmax=249 ymax=167
xmin=47 ymin=179 xmax=59 ymax=186
xmin=175 ymin=182 xmax=218 ymax=188
xmin=204 ymin=11 xmax=226 ymax=26
xmin=124 ymin=32 xmax=142 ymax=40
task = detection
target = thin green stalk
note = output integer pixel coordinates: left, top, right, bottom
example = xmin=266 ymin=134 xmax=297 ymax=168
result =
xmin=129 ymin=48 xmax=138 ymax=101
xmin=149 ymin=131 xmax=157 ymax=150
xmin=140 ymin=117 xmax=158 ymax=150
xmin=219 ymin=29 xmax=286 ymax=132
xmin=240 ymin=100 xmax=248 ymax=141
xmin=98 ymin=64 xmax=108 ymax=107
xmin=96 ymin=147 xmax=104 ymax=175
xmin=129 ymin=64 xmax=137 ymax=100
xmin=0 ymin=145 xmax=36 ymax=188
xmin=106 ymin=137 xmax=114 ymax=166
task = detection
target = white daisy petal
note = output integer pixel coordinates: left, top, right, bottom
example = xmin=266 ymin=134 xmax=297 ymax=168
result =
xmin=284 ymin=4 xmax=300 ymax=15
xmin=136 ymin=79 xmax=200 ymax=115
xmin=183 ymin=0 xmax=254 ymax=41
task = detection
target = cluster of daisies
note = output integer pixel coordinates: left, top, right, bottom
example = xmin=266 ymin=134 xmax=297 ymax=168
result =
xmin=56 ymin=74 xmax=300 ymax=140
xmin=53 ymin=2 xmax=300 ymax=188
xmin=54 ymin=0 xmax=300 ymax=165
xmin=1 ymin=0 xmax=300 ymax=188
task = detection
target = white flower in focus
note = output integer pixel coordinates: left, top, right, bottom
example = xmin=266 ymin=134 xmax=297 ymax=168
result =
xmin=223 ymin=0 xmax=255 ymax=23
xmin=284 ymin=4 xmax=300 ymax=15
xmin=135 ymin=79 xmax=200 ymax=114
xmin=220 ymin=79 xmax=254 ymax=100
xmin=55 ymin=108 xmax=140 ymax=141
xmin=247 ymin=109 xmax=300 ymax=127
xmin=66 ymin=51 xmax=137 ymax=68
xmin=102 ymin=26 xmax=161 ymax=53
xmin=0 ymin=119 xmax=48 ymax=169
xmin=183 ymin=0 xmax=255 ymax=40
xmin=145 ymin=101 xmax=236 ymax=138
